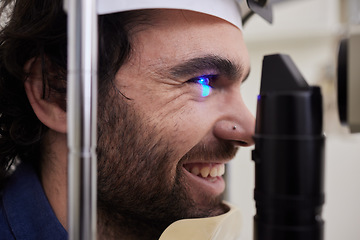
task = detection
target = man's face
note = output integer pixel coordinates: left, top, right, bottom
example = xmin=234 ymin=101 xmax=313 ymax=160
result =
xmin=96 ymin=9 xmax=254 ymax=233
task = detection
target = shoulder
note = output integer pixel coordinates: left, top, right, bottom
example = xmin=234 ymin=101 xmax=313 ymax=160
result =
xmin=0 ymin=188 xmax=15 ymax=239
xmin=0 ymin=163 xmax=67 ymax=240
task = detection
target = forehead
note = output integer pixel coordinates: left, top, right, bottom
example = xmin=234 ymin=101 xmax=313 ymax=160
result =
xmin=126 ymin=9 xmax=249 ymax=72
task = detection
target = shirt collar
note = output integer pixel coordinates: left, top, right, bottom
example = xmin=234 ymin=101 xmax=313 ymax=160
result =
xmin=159 ymin=202 xmax=242 ymax=240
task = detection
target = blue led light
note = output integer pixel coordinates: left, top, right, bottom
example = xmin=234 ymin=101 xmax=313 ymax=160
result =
xmin=201 ymin=85 xmax=211 ymax=97
xmin=198 ymin=76 xmax=212 ymax=97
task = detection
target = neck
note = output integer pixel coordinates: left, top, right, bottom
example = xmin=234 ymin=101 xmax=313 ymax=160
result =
xmin=97 ymin=206 xmax=163 ymax=240
xmin=40 ymin=130 xmax=68 ymax=230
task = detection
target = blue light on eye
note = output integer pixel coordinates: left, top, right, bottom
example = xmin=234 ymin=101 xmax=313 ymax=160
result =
xmin=198 ymin=77 xmax=212 ymax=97
xmin=201 ymin=85 xmax=211 ymax=97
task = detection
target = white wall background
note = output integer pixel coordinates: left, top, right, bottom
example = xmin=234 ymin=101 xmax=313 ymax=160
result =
xmin=227 ymin=0 xmax=360 ymax=239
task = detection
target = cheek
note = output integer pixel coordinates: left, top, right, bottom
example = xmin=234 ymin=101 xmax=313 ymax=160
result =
xmin=127 ymin=83 xmax=219 ymax=156
xmin=161 ymin=103 xmax=217 ymax=154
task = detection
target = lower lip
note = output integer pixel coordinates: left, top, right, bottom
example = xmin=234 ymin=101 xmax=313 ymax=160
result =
xmin=182 ymin=167 xmax=225 ymax=197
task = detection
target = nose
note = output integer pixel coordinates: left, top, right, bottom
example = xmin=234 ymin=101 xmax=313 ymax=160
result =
xmin=212 ymin=95 xmax=255 ymax=147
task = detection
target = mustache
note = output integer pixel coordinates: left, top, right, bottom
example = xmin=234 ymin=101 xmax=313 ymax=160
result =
xmin=180 ymin=140 xmax=238 ymax=163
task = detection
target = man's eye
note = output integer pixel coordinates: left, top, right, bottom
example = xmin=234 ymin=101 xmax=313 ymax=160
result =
xmin=187 ymin=75 xmax=216 ymax=97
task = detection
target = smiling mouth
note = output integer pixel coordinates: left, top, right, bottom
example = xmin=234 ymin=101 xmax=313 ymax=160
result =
xmin=182 ymin=162 xmax=226 ymax=197
xmin=183 ymin=163 xmax=225 ymax=180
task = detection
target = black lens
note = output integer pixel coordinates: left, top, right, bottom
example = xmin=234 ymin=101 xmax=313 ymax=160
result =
xmin=253 ymin=54 xmax=325 ymax=240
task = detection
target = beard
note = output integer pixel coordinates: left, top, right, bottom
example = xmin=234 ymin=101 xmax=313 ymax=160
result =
xmin=96 ymin=86 xmax=238 ymax=238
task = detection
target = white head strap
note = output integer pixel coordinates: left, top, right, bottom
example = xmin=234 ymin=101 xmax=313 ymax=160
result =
xmin=64 ymin=0 xmax=243 ymax=30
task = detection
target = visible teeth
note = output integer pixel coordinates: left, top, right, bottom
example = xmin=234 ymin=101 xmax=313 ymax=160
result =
xmin=191 ymin=167 xmax=200 ymax=176
xmin=186 ymin=164 xmax=226 ymax=178
xmin=210 ymin=168 xmax=218 ymax=177
xmin=200 ymin=167 xmax=210 ymax=178
xmin=219 ymin=164 xmax=225 ymax=176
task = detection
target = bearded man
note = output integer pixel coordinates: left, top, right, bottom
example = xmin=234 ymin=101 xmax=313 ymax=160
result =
xmin=0 ymin=0 xmax=255 ymax=239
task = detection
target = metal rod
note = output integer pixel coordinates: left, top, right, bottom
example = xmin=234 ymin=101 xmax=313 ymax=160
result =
xmin=67 ymin=0 xmax=98 ymax=239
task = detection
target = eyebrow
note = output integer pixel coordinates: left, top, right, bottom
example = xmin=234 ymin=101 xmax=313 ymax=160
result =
xmin=167 ymin=55 xmax=250 ymax=82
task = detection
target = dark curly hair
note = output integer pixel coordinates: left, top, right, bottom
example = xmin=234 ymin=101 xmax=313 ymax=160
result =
xmin=0 ymin=0 xmax=149 ymax=184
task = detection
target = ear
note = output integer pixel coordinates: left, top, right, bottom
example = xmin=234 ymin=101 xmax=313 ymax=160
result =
xmin=24 ymin=57 xmax=67 ymax=133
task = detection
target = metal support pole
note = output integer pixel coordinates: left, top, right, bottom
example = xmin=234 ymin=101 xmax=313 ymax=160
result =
xmin=67 ymin=0 xmax=98 ymax=239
